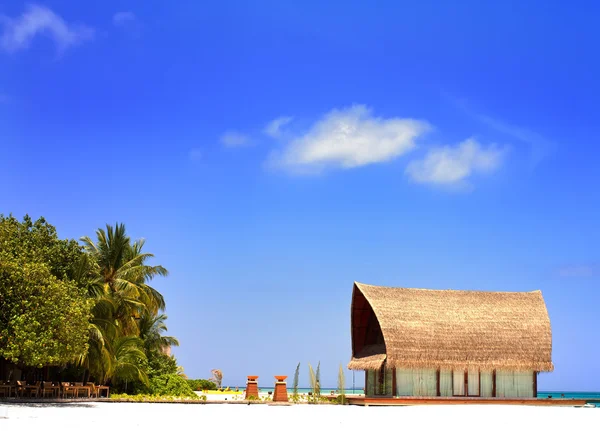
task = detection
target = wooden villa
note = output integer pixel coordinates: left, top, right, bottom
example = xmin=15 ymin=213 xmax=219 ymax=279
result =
xmin=348 ymin=282 xmax=563 ymax=404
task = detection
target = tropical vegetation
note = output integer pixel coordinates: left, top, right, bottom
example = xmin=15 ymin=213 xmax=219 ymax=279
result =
xmin=0 ymin=215 xmax=188 ymax=396
xmin=186 ymin=379 xmax=218 ymax=391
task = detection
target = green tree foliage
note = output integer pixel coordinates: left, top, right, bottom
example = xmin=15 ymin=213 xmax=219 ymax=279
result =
xmin=186 ymin=379 xmax=217 ymax=391
xmin=138 ymin=314 xmax=179 ymax=354
xmin=149 ymin=374 xmax=197 ymax=397
xmin=0 ymin=215 xmax=91 ymax=367
xmin=0 ymin=216 xmax=184 ymax=396
xmin=79 ymin=223 xmax=181 ymax=392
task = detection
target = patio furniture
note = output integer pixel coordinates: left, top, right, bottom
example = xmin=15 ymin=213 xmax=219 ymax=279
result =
xmin=61 ymin=382 xmax=77 ymax=399
xmin=73 ymin=382 xmax=91 ymax=398
xmin=52 ymin=382 xmax=61 ymax=397
xmin=86 ymin=383 xmax=99 ymax=398
xmin=41 ymin=381 xmax=56 ymax=398
xmin=97 ymin=385 xmax=110 ymax=398
xmin=15 ymin=381 xmax=26 ymax=397
xmin=0 ymin=381 xmax=14 ymax=398
xmin=24 ymin=382 xmax=41 ymax=398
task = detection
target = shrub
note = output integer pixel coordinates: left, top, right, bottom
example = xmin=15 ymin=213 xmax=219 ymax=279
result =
xmin=331 ymin=395 xmax=348 ymax=405
xmin=186 ymin=379 xmax=217 ymax=391
xmin=149 ymin=374 xmax=198 ymax=398
xmin=110 ymin=393 xmax=201 ymax=402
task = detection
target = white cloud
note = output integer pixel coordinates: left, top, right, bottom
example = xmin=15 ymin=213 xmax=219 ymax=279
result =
xmin=220 ymin=131 xmax=250 ymax=147
xmin=264 ymin=116 xmax=293 ymax=138
xmin=405 ymin=138 xmax=506 ymax=186
xmin=558 ymin=264 xmax=597 ymax=277
xmin=270 ymin=105 xmax=429 ymax=173
xmin=0 ymin=4 xmax=94 ymax=53
xmin=113 ymin=12 xmax=136 ymax=26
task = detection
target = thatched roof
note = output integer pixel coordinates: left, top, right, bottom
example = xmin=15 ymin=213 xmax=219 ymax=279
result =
xmin=349 ymin=282 xmax=553 ymax=372
xmin=348 ymin=344 xmax=387 ymax=370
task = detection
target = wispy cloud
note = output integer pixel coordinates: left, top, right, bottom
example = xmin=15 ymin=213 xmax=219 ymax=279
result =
xmin=112 ymin=11 xmax=141 ymax=38
xmin=405 ymin=138 xmax=506 ymax=188
xmin=189 ymin=148 xmax=202 ymax=161
xmin=113 ymin=12 xmax=136 ymax=26
xmin=0 ymin=4 xmax=94 ymax=53
xmin=476 ymin=114 xmax=556 ymax=168
xmin=558 ymin=264 xmax=598 ymax=278
xmin=264 ymin=116 xmax=293 ymax=138
xmin=220 ymin=131 xmax=250 ymax=147
xmin=449 ymin=95 xmax=556 ymax=168
xmin=268 ymin=105 xmax=429 ymax=174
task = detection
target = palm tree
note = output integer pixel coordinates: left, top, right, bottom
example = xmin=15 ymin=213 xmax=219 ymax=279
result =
xmin=111 ymin=336 xmax=149 ymax=387
xmin=78 ymin=223 xmax=170 ymax=387
xmin=138 ymin=313 xmax=179 ymax=354
xmin=81 ymin=223 xmax=168 ymax=335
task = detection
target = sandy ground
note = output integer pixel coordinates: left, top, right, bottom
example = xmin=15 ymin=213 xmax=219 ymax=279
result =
xmin=0 ymin=402 xmax=597 ymax=430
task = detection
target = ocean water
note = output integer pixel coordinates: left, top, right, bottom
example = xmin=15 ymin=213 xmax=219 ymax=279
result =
xmin=258 ymin=387 xmax=363 ymax=395
xmin=538 ymin=392 xmax=600 ymax=406
xmin=254 ymin=389 xmax=599 ymax=404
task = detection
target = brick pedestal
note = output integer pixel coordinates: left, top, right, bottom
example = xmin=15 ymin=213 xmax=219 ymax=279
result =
xmin=273 ymin=375 xmax=288 ymax=402
xmin=245 ymin=376 xmax=259 ymax=400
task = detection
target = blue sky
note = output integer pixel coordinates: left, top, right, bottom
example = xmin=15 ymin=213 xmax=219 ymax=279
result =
xmin=1 ymin=1 xmax=599 ymax=390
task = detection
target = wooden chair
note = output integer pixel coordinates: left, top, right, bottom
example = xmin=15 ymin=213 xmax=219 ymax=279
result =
xmin=86 ymin=383 xmax=99 ymax=398
xmin=52 ymin=382 xmax=61 ymax=398
xmin=25 ymin=381 xmax=41 ymax=398
xmin=41 ymin=381 xmax=55 ymax=398
xmin=96 ymin=384 xmax=110 ymax=398
xmin=15 ymin=380 xmax=26 ymax=398
xmin=73 ymin=382 xmax=90 ymax=398
xmin=0 ymin=381 xmax=13 ymax=398
xmin=61 ymin=382 xmax=77 ymax=399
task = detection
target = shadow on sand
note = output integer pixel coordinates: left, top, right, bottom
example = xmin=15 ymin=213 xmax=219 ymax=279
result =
xmin=0 ymin=401 xmax=97 ymax=408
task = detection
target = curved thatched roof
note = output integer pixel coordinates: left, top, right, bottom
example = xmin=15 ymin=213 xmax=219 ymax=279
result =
xmin=348 ymin=343 xmax=387 ymax=370
xmin=349 ymin=282 xmax=553 ymax=372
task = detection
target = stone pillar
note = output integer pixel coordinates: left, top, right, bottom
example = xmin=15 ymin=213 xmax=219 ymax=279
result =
xmin=273 ymin=375 xmax=288 ymax=402
xmin=245 ymin=376 xmax=259 ymax=399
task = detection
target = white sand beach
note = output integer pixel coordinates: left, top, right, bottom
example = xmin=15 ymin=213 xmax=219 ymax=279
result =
xmin=0 ymin=402 xmax=597 ymax=430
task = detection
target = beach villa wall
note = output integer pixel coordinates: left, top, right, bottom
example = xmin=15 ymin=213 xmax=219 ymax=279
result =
xmin=348 ymin=282 xmax=553 ymax=398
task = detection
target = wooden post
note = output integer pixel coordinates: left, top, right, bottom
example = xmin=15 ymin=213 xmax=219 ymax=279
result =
xmin=364 ymin=370 xmax=368 ymax=396
xmin=533 ymin=371 xmax=538 ymax=398
xmin=478 ymin=369 xmax=481 ymax=397
xmin=436 ymin=369 xmax=441 ymax=397
xmin=464 ymin=369 xmax=468 ymax=396
xmin=492 ymin=370 xmax=496 ymax=397
xmin=392 ymin=368 xmax=397 ymax=397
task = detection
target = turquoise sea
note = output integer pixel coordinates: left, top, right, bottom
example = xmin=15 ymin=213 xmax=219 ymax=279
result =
xmin=538 ymin=392 xmax=600 ymax=406
xmin=258 ymin=387 xmax=363 ymax=395
xmin=256 ymin=389 xmax=599 ymax=404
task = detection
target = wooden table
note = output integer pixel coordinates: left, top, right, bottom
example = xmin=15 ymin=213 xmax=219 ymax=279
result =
xmin=74 ymin=386 xmax=91 ymax=398
xmin=0 ymin=384 xmax=13 ymax=397
xmin=97 ymin=385 xmax=110 ymax=398
xmin=23 ymin=384 xmax=40 ymax=397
